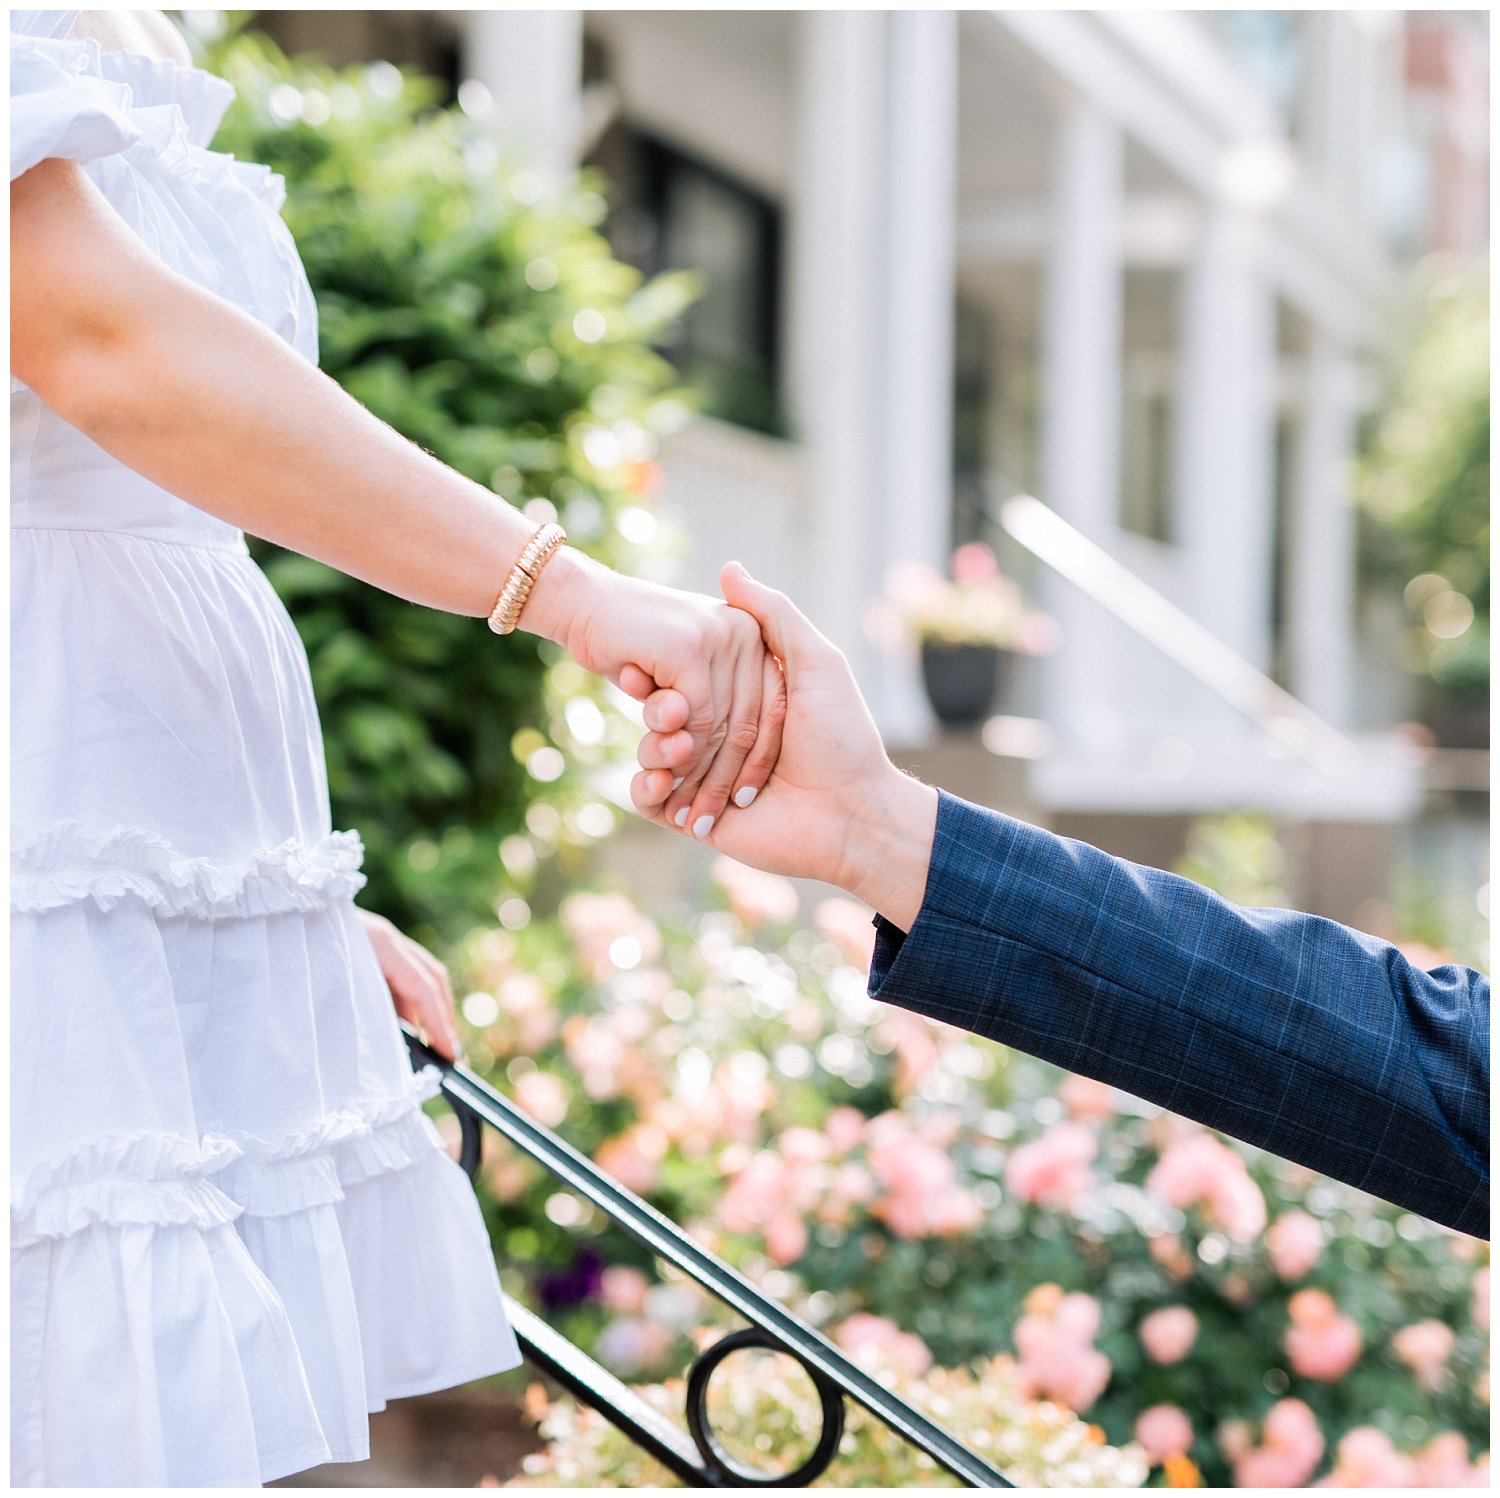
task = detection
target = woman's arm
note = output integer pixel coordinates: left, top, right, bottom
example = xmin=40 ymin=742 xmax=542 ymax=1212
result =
xmin=10 ymin=157 xmax=782 ymax=827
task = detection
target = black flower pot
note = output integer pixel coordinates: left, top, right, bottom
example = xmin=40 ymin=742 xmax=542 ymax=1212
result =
xmin=920 ymin=641 xmax=1006 ymax=729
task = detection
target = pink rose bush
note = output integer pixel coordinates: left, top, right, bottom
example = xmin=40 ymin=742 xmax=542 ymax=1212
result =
xmin=448 ymin=861 xmax=1487 ymax=1489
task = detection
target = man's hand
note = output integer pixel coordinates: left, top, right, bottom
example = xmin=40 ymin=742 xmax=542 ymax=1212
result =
xmin=630 ymin=562 xmax=938 ymax=930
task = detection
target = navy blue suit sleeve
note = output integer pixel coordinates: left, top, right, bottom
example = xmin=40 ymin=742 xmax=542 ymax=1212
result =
xmin=868 ymin=791 xmax=1489 ymax=1239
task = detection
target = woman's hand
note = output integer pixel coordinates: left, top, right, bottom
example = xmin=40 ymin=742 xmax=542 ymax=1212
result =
xmin=535 ymin=550 xmax=787 ymax=840
xmin=629 ymin=562 xmax=938 ymax=931
xmin=356 ymin=909 xmax=463 ymax=1062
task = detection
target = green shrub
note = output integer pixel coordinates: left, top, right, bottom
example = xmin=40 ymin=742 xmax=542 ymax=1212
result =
xmin=200 ymin=21 xmax=697 ymax=941
xmin=1359 ymin=262 xmax=1489 ymax=710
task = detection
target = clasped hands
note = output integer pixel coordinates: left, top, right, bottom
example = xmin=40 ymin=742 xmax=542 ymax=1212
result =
xmin=374 ymin=557 xmax=939 ymax=1064
xmin=547 ymin=550 xmax=936 ymax=929
xmin=625 ymin=561 xmax=939 ymax=935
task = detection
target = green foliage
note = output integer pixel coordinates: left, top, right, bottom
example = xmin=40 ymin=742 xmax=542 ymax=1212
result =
xmin=1358 ymin=261 xmax=1489 ymax=707
xmin=199 ymin=21 xmax=697 ymax=940
xmin=1174 ymin=811 xmax=1288 ymax=909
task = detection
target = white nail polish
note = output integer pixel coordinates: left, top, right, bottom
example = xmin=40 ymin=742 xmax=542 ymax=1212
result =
xmin=693 ymin=814 xmax=715 ymax=840
xmin=733 ymin=785 xmax=758 ymax=808
xmin=672 ymin=777 xmax=684 ymax=790
xmin=674 ymin=807 xmax=690 ymax=827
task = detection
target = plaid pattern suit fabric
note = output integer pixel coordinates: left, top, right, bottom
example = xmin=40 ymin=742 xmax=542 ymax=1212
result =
xmin=869 ymin=792 xmax=1490 ymax=1239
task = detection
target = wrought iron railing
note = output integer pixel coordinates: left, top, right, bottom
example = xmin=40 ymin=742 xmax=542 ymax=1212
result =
xmin=403 ymin=1026 xmax=1012 ymax=1488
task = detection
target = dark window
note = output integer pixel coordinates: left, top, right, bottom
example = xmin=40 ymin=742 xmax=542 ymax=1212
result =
xmin=591 ymin=125 xmax=784 ymax=436
xmin=951 ymin=295 xmax=994 ymax=544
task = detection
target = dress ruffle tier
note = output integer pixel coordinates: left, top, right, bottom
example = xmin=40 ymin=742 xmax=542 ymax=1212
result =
xmin=12 ymin=842 xmax=520 ymax=1486
xmin=11 ymin=12 xmax=521 ymax=1486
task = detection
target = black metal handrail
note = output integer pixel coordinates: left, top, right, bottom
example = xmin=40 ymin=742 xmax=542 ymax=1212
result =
xmin=404 ymin=1026 xmax=1012 ymax=1488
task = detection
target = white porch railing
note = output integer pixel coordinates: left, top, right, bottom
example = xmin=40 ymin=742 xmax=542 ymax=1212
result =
xmin=655 ymin=417 xmax=809 ymax=601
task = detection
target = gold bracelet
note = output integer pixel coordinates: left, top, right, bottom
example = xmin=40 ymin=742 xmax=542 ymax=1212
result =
xmin=487 ymin=522 xmax=567 ymax=635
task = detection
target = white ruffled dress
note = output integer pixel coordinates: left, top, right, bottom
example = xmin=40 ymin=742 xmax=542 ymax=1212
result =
xmin=10 ymin=11 xmax=520 ymax=1486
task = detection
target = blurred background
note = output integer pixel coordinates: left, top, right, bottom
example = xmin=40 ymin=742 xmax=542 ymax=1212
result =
xmin=186 ymin=8 xmax=1488 ymax=1490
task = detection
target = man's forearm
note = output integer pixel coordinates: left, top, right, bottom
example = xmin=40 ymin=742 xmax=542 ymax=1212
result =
xmin=868 ymin=792 xmax=1490 ymax=1238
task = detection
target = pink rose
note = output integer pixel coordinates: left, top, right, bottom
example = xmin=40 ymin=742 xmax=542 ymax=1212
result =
xmin=1322 ymin=1427 xmax=1414 ymax=1487
xmin=1012 ymin=1289 xmax=1110 ymax=1412
xmin=1285 ymin=1289 xmax=1363 ymax=1382
xmin=1149 ymin=1233 xmax=1194 ymax=1282
xmin=1211 ymin=1164 xmax=1268 ymax=1241
xmin=1235 ymin=1446 xmax=1317 ymax=1487
xmin=815 ymin=896 xmax=877 ymax=968
xmin=1146 ymin=1132 xmax=1224 ymax=1207
xmin=1391 ymin=1319 xmax=1456 ymax=1388
xmin=712 ymin=857 xmax=799 ymax=928
xmin=1217 ymin=1420 xmax=1253 ymax=1463
xmin=599 ymin=1266 xmax=649 ymax=1315
xmin=1058 ymin=1073 xmax=1116 ymax=1119
xmin=824 ymin=1106 xmax=865 ymax=1156
xmin=925 ymin=1187 xmax=985 ymax=1236
xmin=1135 ymin=1404 xmax=1194 ymax=1463
xmin=594 ymin=1124 xmax=666 ymax=1196
xmin=1146 ymin=1131 xmax=1265 ymax=1241
xmin=1267 ymin=1210 xmax=1324 ymax=1280
xmin=1004 ymin=1121 xmax=1097 ymax=1209
xmin=870 ymin=1011 xmax=942 ymax=1092
xmin=1139 ymin=1306 xmax=1198 ymax=1366
xmin=719 ymin=1152 xmax=782 ymax=1231
xmin=1411 ymin=1432 xmax=1485 ymax=1487
xmin=764 ymin=1212 xmax=808 ymax=1267
xmin=1230 ymin=1399 xmax=1324 ymax=1488
xmin=778 ymin=1126 xmax=831 ymax=1166
xmin=834 ymin=1313 xmax=933 ymax=1379
xmin=513 ymin=1070 xmax=569 ymax=1128
xmin=820 ymin=1162 xmax=875 ymax=1227
xmin=1473 ymin=1266 xmax=1489 ymax=1334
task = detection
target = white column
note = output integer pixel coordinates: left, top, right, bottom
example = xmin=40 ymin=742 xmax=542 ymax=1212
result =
xmin=1038 ymin=97 xmax=1125 ymax=748
xmin=787 ymin=12 xmax=886 ymax=685
xmin=878 ymin=9 xmax=959 ymax=741
xmin=464 ymin=10 xmax=583 ymax=183
xmin=1173 ymin=205 xmax=1278 ymax=670
xmin=1288 ymin=334 xmax=1359 ymax=725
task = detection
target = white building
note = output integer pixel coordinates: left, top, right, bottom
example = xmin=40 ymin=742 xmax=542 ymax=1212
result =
xmin=256 ymin=10 xmax=1488 ymax=916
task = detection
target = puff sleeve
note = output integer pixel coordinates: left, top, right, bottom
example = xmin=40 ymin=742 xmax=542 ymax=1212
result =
xmin=11 ymin=30 xmax=140 ymax=181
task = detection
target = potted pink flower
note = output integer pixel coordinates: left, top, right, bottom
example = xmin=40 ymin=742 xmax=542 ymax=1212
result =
xmin=882 ymin=542 xmax=1055 ymax=728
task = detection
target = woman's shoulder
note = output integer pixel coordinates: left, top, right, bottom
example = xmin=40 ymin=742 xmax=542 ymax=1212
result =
xmin=52 ymin=9 xmax=194 ymax=69
xmin=10 ymin=17 xmax=142 ymax=184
